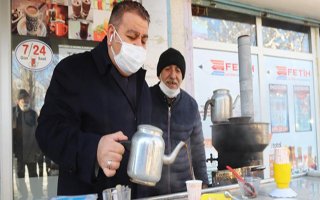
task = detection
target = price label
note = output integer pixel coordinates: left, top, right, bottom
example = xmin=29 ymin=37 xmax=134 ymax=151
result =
xmin=15 ymin=39 xmax=53 ymax=71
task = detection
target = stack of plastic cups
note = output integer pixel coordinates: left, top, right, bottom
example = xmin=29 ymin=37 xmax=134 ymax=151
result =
xmin=269 ymin=147 xmax=297 ymax=198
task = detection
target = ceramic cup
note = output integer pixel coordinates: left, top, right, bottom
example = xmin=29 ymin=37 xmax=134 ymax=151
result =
xmin=55 ymin=21 xmax=68 ymax=37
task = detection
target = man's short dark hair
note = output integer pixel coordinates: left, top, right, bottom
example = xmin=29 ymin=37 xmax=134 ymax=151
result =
xmin=109 ymin=1 xmax=150 ymax=28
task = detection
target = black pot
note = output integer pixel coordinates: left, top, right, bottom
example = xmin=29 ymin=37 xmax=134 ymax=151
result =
xmin=211 ymin=122 xmax=270 ymax=170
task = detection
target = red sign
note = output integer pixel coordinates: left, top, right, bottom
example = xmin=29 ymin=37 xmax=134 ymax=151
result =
xmin=14 ymin=39 xmax=53 ymax=71
xmin=276 ymin=65 xmax=311 ymax=78
xmin=209 ymin=59 xmax=255 ymax=76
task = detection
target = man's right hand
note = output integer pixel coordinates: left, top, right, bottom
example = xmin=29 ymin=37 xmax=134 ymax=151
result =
xmin=97 ymin=131 xmax=128 ymax=177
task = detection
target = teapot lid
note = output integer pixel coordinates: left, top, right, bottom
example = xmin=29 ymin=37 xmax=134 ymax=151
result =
xmin=138 ymin=124 xmax=163 ymax=136
xmin=214 ymin=89 xmax=229 ymax=93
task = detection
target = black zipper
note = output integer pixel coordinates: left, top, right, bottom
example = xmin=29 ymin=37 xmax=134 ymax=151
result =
xmin=167 ymin=106 xmax=171 ymax=193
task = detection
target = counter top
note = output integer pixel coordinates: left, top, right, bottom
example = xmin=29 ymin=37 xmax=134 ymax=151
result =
xmin=139 ymin=173 xmax=320 ymax=200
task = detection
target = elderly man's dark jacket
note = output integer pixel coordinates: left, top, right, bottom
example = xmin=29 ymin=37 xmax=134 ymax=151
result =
xmin=149 ymin=84 xmax=209 ymax=195
xmin=35 ymin=37 xmax=152 ymax=198
xmin=12 ymin=106 xmax=40 ymax=163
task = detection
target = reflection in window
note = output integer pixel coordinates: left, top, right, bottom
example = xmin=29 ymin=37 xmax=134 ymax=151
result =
xmin=12 ymin=53 xmax=59 ymax=199
xmin=192 ymin=5 xmax=257 ymax=46
xmin=11 ymin=35 xmax=97 ymax=199
xmin=262 ymin=19 xmax=310 ymax=53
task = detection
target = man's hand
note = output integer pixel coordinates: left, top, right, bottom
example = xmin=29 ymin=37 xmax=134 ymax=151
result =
xmin=97 ymin=131 xmax=128 ymax=177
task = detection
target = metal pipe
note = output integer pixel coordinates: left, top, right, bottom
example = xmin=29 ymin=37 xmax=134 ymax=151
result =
xmin=238 ymin=35 xmax=254 ymax=121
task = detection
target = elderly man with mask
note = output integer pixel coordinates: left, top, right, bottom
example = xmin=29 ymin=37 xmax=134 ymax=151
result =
xmin=12 ymin=89 xmax=42 ymax=199
xmin=149 ymin=48 xmax=209 ymax=196
xmin=13 ymin=89 xmax=40 ymax=179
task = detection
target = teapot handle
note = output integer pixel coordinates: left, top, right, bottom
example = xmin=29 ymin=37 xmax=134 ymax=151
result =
xmin=233 ymin=94 xmax=240 ymax=109
xmin=203 ymin=99 xmax=213 ymax=120
xmin=119 ymin=140 xmax=131 ymax=151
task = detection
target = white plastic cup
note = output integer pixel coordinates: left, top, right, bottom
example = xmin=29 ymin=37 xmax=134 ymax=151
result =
xmin=274 ymin=147 xmax=290 ymax=164
xmin=186 ymin=180 xmax=202 ymax=200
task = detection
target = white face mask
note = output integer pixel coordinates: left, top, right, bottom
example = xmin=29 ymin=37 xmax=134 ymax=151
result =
xmin=159 ymin=81 xmax=180 ymax=98
xmin=110 ymin=28 xmax=147 ymax=76
xmin=19 ymin=103 xmax=30 ymax=111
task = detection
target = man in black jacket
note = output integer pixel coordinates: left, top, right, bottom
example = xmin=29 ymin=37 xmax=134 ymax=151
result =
xmin=13 ymin=89 xmax=42 ymax=199
xmin=36 ymin=1 xmax=152 ymax=198
xmin=149 ymin=48 xmax=209 ymax=196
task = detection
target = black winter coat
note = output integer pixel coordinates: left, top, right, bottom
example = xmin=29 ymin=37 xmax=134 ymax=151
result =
xmin=149 ymin=83 xmax=209 ymax=196
xmin=35 ymin=37 xmax=152 ymax=198
xmin=13 ymin=106 xmax=40 ymax=163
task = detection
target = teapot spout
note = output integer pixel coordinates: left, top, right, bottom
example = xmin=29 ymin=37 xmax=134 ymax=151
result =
xmin=163 ymin=141 xmax=185 ymax=165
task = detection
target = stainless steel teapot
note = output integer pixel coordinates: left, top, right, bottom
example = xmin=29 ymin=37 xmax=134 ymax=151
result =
xmin=203 ymin=89 xmax=239 ymax=123
xmin=122 ymin=124 xmax=185 ymax=186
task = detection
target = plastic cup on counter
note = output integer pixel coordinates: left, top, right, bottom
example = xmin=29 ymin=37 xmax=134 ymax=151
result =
xmin=238 ymin=176 xmax=261 ymax=199
xmin=102 ymin=185 xmax=131 ymax=200
xmin=186 ymin=180 xmax=202 ymax=200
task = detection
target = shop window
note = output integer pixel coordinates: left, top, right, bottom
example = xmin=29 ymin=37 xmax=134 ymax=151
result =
xmin=262 ymin=18 xmax=310 ymax=53
xmin=11 ymin=35 xmax=98 ymax=200
xmin=11 ymin=0 xmax=102 ymax=198
xmin=192 ymin=5 xmax=257 ymax=46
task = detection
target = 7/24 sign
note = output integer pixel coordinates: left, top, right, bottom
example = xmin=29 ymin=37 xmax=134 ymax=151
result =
xmin=15 ymin=39 xmax=53 ymax=71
